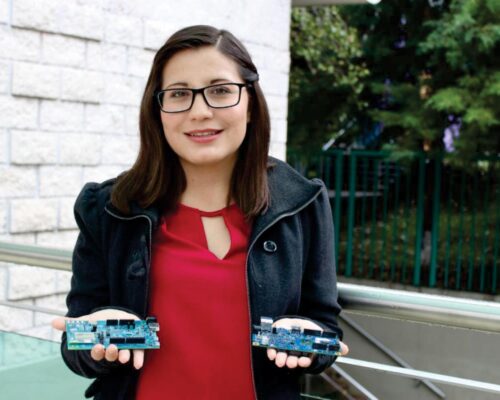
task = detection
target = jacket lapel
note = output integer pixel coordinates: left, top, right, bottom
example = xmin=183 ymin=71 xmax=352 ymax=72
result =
xmin=249 ymin=158 xmax=323 ymax=246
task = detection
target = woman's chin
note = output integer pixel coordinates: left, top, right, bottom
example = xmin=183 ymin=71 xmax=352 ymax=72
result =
xmin=180 ymin=153 xmax=237 ymax=169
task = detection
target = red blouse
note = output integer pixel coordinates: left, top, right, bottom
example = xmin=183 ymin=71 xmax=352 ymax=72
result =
xmin=136 ymin=203 xmax=256 ymax=400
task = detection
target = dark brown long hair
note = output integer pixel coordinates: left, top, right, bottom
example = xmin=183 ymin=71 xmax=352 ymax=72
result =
xmin=111 ymin=25 xmax=271 ymax=218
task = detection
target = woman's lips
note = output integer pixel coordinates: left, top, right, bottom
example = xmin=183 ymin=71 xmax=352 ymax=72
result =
xmin=184 ymin=129 xmax=223 ymax=142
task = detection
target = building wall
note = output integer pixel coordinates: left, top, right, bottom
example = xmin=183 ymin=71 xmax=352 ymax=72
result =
xmin=0 ymin=0 xmax=292 ymax=338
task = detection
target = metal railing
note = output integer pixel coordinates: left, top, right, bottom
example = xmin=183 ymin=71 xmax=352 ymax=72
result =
xmin=2 ymin=241 xmax=500 ymax=398
xmin=335 ymin=357 xmax=500 ymax=396
xmin=0 ymin=240 xmax=72 ymax=270
xmin=339 ymin=282 xmax=500 ymax=333
xmin=288 ymin=150 xmax=500 ymax=295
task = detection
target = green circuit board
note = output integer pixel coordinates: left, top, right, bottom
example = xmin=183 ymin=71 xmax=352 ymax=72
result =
xmin=66 ymin=317 xmax=160 ymax=350
xmin=252 ymin=317 xmax=341 ymax=356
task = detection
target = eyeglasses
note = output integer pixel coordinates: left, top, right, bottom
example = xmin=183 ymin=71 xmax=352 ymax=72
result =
xmin=155 ymin=82 xmax=252 ymax=113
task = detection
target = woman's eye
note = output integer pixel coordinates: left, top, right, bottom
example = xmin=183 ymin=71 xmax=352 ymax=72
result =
xmin=210 ymin=86 xmax=231 ymax=95
xmin=169 ymin=90 xmax=189 ymax=98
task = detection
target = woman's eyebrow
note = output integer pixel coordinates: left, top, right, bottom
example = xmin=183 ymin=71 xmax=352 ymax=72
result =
xmin=165 ymin=78 xmax=233 ymax=89
xmin=165 ymin=81 xmax=188 ymax=89
xmin=209 ymin=78 xmax=232 ymax=84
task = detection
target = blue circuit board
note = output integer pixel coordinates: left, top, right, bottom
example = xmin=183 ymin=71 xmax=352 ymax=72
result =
xmin=66 ymin=317 xmax=160 ymax=350
xmin=251 ymin=317 xmax=340 ymax=356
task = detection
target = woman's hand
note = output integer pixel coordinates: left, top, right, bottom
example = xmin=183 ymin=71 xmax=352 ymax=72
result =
xmin=266 ymin=318 xmax=349 ymax=369
xmin=52 ymin=309 xmax=145 ymax=370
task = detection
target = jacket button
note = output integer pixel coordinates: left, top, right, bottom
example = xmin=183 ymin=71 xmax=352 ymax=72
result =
xmin=127 ymin=261 xmax=146 ymax=280
xmin=263 ymin=240 xmax=277 ymax=253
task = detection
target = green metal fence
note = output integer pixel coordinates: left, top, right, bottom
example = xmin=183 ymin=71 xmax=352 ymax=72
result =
xmin=288 ymin=150 xmax=500 ymax=294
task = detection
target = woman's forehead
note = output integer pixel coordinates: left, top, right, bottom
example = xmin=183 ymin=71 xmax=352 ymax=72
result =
xmin=161 ymin=46 xmax=242 ymax=88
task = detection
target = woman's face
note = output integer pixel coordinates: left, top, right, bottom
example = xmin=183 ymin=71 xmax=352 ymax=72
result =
xmin=159 ymin=46 xmax=250 ymax=171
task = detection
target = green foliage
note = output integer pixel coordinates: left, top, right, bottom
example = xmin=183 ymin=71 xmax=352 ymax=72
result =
xmin=463 ymin=107 xmax=498 ymax=127
xmin=420 ymin=0 xmax=500 ymax=153
xmin=338 ymin=0 xmax=500 ymax=163
xmin=338 ymin=0 xmax=445 ymax=157
xmin=288 ymin=6 xmax=369 ymax=153
xmin=483 ymin=72 xmax=500 ymax=96
xmin=425 ymin=88 xmax=468 ymax=113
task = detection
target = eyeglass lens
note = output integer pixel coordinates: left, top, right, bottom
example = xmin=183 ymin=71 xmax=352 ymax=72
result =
xmin=158 ymin=84 xmax=242 ymax=113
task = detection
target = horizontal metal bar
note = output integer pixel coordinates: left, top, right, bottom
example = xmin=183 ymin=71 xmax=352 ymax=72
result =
xmin=0 ymin=300 xmax=66 ymax=316
xmin=0 ymin=241 xmax=71 ymax=271
xmin=335 ymin=357 xmax=500 ymax=394
xmin=338 ymin=282 xmax=500 ymax=333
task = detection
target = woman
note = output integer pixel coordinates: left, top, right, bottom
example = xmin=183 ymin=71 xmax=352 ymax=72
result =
xmin=53 ymin=25 xmax=348 ymax=400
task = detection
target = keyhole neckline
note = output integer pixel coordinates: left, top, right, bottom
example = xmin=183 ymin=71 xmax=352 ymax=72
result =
xmin=177 ymin=202 xmax=238 ymax=217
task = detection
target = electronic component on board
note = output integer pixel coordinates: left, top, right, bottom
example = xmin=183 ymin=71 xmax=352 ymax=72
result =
xmin=66 ymin=317 xmax=160 ymax=350
xmin=251 ymin=316 xmax=341 ymax=356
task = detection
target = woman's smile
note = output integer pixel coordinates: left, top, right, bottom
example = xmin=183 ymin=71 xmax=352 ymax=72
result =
xmin=184 ymin=128 xmax=223 ymax=141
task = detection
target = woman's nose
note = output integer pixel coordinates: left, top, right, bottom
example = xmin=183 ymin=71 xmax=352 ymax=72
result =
xmin=189 ymin=92 xmax=213 ymax=119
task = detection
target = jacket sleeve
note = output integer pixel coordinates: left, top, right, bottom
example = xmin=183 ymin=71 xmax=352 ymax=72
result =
xmin=279 ymin=179 xmax=343 ymax=374
xmin=60 ymin=183 xmax=129 ymax=378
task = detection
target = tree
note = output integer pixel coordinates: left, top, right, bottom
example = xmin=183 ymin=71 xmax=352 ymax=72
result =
xmin=288 ymin=6 xmax=368 ymax=154
xmin=339 ymin=0 xmax=500 ymax=161
xmin=420 ymin=0 xmax=500 ymax=162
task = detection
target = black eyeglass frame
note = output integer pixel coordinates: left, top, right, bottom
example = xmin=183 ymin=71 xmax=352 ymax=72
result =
xmin=154 ymin=82 xmax=253 ymax=114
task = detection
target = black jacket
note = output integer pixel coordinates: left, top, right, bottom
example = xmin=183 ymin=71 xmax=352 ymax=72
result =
xmin=61 ymin=157 xmax=343 ymax=399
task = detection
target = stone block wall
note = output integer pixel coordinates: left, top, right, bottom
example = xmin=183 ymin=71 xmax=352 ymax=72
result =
xmin=0 ymin=0 xmax=292 ymax=339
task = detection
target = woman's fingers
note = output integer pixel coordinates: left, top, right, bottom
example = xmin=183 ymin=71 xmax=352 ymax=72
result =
xmin=104 ymin=344 xmax=119 ymax=362
xmin=51 ymin=316 xmax=73 ymax=331
xmin=91 ymin=344 xmax=105 ymax=361
xmin=118 ymin=349 xmax=131 ymax=364
xmin=298 ymin=356 xmax=312 ymax=368
xmin=267 ymin=343 xmax=348 ymax=369
xmin=91 ymin=345 xmax=141 ymax=368
xmin=267 ymin=348 xmax=277 ymax=360
xmin=133 ymin=349 xmax=145 ymax=370
xmin=285 ymin=355 xmax=299 ymax=369
xmin=275 ymin=351 xmax=288 ymax=368
xmin=340 ymin=341 xmax=349 ymax=356
xmin=267 ymin=348 xmax=312 ymax=369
